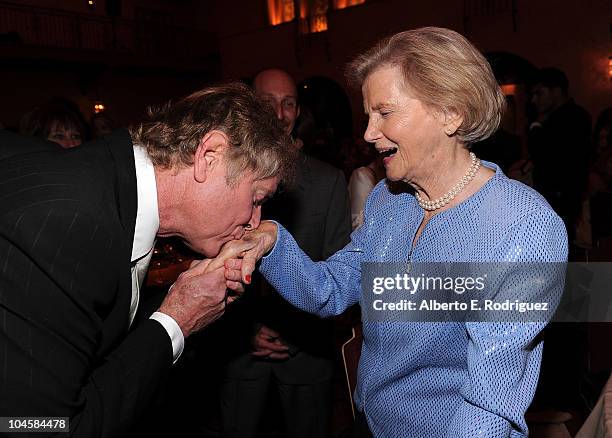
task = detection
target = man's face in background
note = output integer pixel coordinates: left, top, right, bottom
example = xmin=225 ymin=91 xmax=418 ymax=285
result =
xmin=531 ymin=83 xmax=560 ymax=118
xmin=254 ymin=69 xmax=300 ymax=136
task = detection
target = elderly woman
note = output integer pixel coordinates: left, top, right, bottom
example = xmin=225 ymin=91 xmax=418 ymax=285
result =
xmin=221 ymin=27 xmax=567 ymax=437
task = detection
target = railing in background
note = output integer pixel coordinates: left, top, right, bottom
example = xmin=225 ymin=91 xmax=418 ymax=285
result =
xmin=0 ymin=1 xmax=213 ymax=57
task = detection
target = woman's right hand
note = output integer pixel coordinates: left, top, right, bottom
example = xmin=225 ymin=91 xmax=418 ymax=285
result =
xmin=214 ymin=220 xmax=279 ymax=285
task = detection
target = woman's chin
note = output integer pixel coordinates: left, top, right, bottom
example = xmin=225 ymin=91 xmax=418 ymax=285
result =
xmin=385 ymin=172 xmax=402 ymax=182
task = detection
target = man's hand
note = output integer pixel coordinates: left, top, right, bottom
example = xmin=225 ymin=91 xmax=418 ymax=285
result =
xmin=217 ymin=220 xmax=279 ymax=284
xmin=251 ymin=325 xmax=290 ymax=360
xmin=158 ymin=258 xmax=243 ymax=338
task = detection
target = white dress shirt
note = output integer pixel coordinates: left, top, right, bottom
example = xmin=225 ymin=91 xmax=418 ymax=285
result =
xmin=131 ymin=145 xmax=184 ymax=363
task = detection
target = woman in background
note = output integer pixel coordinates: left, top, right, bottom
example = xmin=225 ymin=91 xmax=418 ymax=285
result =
xmin=347 ymin=154 xmax=385 ymax=229
xmin=20 ymin=100 xmax=87 ymax=148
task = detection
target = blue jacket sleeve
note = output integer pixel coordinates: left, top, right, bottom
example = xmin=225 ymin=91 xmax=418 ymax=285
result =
xmin=259 ymin=216 xmax=369 ymax=317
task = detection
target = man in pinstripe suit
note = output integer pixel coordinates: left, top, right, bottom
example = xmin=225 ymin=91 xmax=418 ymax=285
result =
xmin=0 ymin=83 xmax=294 ymax=437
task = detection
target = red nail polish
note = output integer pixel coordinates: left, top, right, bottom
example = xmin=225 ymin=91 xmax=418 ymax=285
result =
xmin=245 ymin=274 xmax=252 ymax=284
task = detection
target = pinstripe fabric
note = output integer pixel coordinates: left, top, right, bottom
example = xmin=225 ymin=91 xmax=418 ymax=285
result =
xmin=0 ymin=130 xmax=173 ymax=437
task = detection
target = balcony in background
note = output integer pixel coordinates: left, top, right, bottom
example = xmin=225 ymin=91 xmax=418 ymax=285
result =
xmin=0 ymin=1 xmax=219 ymax=72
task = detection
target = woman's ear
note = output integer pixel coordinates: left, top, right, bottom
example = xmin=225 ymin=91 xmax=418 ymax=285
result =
xmin=442 ymin=109 xmax=464 ymax=136
xmin=194 ymin=130 xmax=230 ymax=183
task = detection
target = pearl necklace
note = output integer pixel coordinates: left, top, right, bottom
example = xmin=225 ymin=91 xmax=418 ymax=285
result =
xmin=415 ymin=152 xmax=481 ymax=211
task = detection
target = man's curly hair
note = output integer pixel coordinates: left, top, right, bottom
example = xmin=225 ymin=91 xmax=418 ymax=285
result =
xmin=130 ymin=82 xmax=296 ymax=187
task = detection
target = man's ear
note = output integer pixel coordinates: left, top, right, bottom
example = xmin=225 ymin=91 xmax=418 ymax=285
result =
xmin=194 ymin=130 xmax=230 ymax=183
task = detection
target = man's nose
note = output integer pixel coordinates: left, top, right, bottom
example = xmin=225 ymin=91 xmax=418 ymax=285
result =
xmin=273 ymin=103 xmax=283 ymax=121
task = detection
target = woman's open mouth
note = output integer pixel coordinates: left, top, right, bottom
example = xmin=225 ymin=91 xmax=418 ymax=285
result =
xmin=378 ymin=146 xmax=398 ymax=164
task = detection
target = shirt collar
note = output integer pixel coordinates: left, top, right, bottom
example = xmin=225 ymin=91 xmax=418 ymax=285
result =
xmin=131 ymin=144 xmax=159 ymax=261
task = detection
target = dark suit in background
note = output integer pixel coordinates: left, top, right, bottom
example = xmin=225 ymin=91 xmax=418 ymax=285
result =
xmin=528 ymin=99 xmax=592 ymax=243
xmin=221 ymin=152 xmax=351 ymax=438
xmin=0 ymin=130 xmax=172 ymax=437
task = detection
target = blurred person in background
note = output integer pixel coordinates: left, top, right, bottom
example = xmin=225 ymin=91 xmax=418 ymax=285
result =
xmin=92 ymin=112 xmax=116 ymax=139
xmin=588 ymin=107 xmax=612 ymax=245
xmin=347 ymin=153 xmax=384 ymax=230
xmin=19 ymin=99 xmax=88 ymax=148
xmin=220 ymin=68 xmax=351 ymax=438
xmin=528 ymin=68 xmax=592 ymax=247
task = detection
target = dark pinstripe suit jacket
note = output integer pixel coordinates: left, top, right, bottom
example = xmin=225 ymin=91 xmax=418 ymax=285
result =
xmin=0 ymin=129 xmax=172 ymax=437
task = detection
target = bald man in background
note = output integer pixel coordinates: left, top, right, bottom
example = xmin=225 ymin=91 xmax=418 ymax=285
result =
xmin=220 ymin=69 xmax=351 ymax=438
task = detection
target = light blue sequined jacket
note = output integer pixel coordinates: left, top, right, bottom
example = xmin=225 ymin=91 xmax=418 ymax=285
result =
xmin=260 ymin=163 xmax=568 ymax=437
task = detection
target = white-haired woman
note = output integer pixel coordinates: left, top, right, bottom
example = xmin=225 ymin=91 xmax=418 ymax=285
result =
xmin=221 ymin=27 xmax=567 ymax=437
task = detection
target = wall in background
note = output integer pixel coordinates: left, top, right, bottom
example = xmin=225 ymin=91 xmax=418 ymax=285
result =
xmin=200 ymin=0 xmax=612 ymax=132
xmin=1 ymin=0 xmax=610 ymax=132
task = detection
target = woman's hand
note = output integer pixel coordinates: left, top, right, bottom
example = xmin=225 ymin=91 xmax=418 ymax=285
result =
xmin=215 ymin=220 xmax=279 ymax=284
